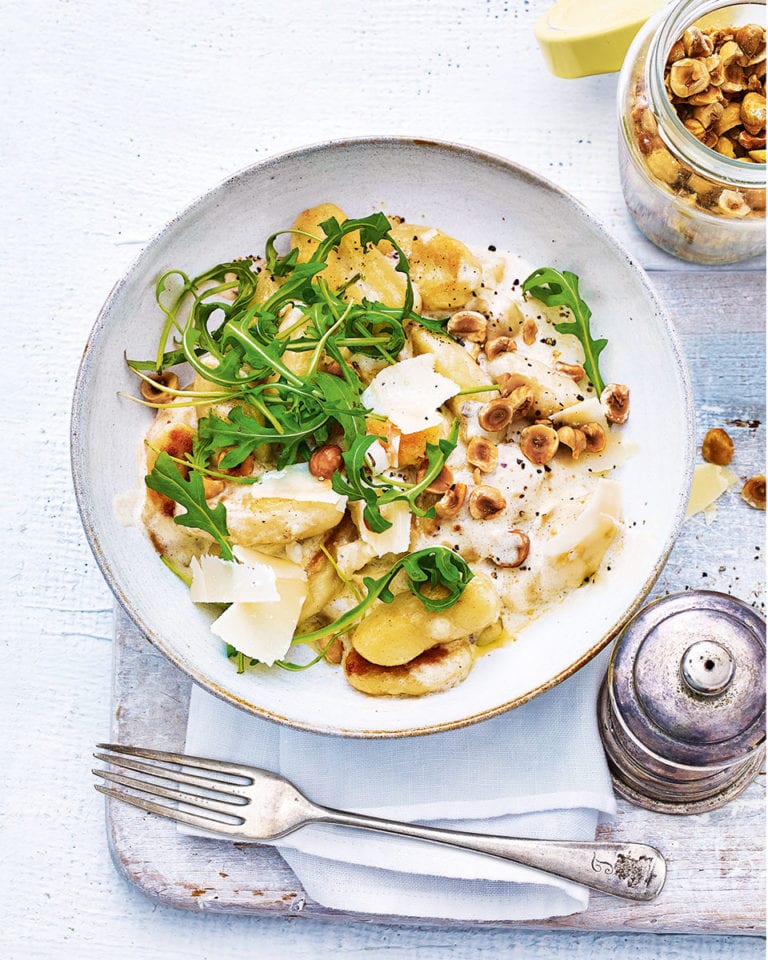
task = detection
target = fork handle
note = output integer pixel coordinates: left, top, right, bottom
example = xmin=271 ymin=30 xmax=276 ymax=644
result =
xmin=312 ymin=807 xmax=666 ymax=902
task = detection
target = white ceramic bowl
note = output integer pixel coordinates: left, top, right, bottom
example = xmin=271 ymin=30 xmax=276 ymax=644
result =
xmin=71 ymin=138 xmax=694 ymax=737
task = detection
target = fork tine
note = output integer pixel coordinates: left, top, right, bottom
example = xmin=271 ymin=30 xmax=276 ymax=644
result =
xmin=94 ymin=784 xmax=242 ymax=834
xmin=93 ymin=751 xmax=250 ymax=799
xmin=93 ymin=768 xmax=247 ymax=821
xmin=96 ymin=743 xmax=254 ymax=781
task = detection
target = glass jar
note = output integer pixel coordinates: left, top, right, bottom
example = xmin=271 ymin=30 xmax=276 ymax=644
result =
xmin=618 ymin=0 xmax=766 ymax=263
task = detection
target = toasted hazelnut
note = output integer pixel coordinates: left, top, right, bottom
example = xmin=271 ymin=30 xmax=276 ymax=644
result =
xmin=667 ymin=38 xmax=686 ymax=64
xmin=556 ymin=425 xmax=587 ymax=460
xmin=646 ymin=147 xmax=682 ymax=185
xmin=467 ymin=436 xmax=498 ymax=473
xmin=600 ymin=383 xmax=630 ymax=425
xmin=735 ymin=24 xmax=766 ymax=61
xmin=715 ymin=135 xmax=738 ymax=158
xmin=741 ymin=474 xmax=766 ymax=510
xmin=215 ymin=450 xmax=255 ymax=478
xmin=715 ymin=100 xmax=743 ymax=135
xmin=522 ymin=318 xmax=538 ymax=346
xmin=670 ymin=58 xmax=711 ymax=97
xmin=479 ymin=389 xmax=534 ymax=432
xmin=478 ymin=397 xmax=516 ymax=432
xmin=140 ymin=371 xmax=180 ymax=403
xmin=323 ymin=637 xmax=344 ymax=665
xmin=719 ymin=40 xmax=743 ymax=68
xmin=495 ymin=373 xmax=530 ymax=397
xmin=309 ymin=443 xmax=343 ymax=479
xmin=202 ymin=477 xmax=225 ymax=499
xmin=447 ymin=310 xmax=487 ymax=342
xmin=745 ymin=188 xmax=767 ymax=210
xmin=416 ymin=461 xmax=455 ymax=494
xmin=721 ymin=63 xmax=746 ymax=94
xmin=688 ymin=83 xmax=725 ymax=105
xmin=468 ymin=485 xmax=507 ymax=520
xmin=684 ymin=117 xmax=708 ymax=140
xmin=493 ymin=530 xmax=530 ymax=569
xmin=741 ymin=91 xmax=766 ymax=130
xmin=717 ymin=189 xmax=751 ymax=217
xmin=693 ymin=100 xmax=724 ymax=128
xmin=749 ymin=148 xmax=767 ymax=162
xmin=322 ymin=359 xmax=344 ymax=377
xmin=485 ymin=336 xmax=516 ymax=360
xmin=738 ymin=129 xmax=766 ymax=150
xmin=519 ymin=424 xmax=559 ymax=466
xmin=581 ymin=421 xmax=607 ymax=454
xmin=555 ymin=360 xmax=586 ymax=382
xmin=434 ymin=483 xmax=467 ymax=518
xmin=701 ymin=427 xmax=734 ymax=465
xmin=683 ymin=26 xmax=714 ymax=59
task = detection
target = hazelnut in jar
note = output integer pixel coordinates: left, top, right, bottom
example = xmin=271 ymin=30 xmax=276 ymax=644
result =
xmin=618 ymin=0 xmax=766 ymax=263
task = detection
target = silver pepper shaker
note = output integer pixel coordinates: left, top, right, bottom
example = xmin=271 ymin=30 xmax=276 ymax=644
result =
xmin=598 ymin=591 xmax=765 ymax=815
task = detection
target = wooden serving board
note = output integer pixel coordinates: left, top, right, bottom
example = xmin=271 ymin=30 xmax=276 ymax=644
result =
xmin=105 ymin=271 xmax=765 ymax=934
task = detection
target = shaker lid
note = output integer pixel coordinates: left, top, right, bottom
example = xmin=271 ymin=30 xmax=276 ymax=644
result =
xmin=609 ymin=591 xmax=765 ymax=767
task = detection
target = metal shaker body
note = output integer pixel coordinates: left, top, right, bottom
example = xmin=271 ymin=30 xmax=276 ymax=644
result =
xmin=598 ymin=591 xmax=766 ymax=814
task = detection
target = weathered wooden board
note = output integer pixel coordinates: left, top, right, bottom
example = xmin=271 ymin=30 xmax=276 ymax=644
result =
xmin=105 ymin=270 xmax=765 ymax=933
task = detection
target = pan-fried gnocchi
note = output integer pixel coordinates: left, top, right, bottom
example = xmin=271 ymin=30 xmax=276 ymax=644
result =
xmin=134 ymin=204 xmax=631 ymax=697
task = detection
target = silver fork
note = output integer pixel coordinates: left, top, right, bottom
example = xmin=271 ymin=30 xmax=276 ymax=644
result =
xmin=93 ymin=743 xmax=666 ymax=902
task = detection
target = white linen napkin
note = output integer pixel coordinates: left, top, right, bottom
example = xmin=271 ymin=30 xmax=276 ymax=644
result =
xmin=184 ymin=649 xmax=616 ymax=921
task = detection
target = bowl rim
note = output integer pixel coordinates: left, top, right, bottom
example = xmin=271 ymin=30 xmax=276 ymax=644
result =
xmin=70 ymin=135 xmax=696 ymax=737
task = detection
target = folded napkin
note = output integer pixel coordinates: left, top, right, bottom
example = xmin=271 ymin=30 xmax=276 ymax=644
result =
xmin=184 ymin=650 xmax=616 ymax=921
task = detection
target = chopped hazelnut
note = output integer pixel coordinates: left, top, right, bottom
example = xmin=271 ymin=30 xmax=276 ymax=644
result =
xmin=140 ymin=371 xmax=180 ymax=403
xmin=556 ymin=425 xmax=587 ymax=460
xmin=202 ymin=477 xmax=225 ymax=499
xmin=519 ymin=424 xmax=559 ymax=466
xmin=493 ymin=530 xmax=530 ymax=568
xmin=479 ymin=389 xmax=534 ymax=432
xmin=495 ymin=372 xmax=529 ymax=397
xmin=434 ymin=482 xmax=467 ymax=518
xmin=468 ymin=485 xmax=507 ymax=520
xmin=701 ymin=427 xmax=734 ymax=465
xmin=741 ymin=474 xmax=766 ymax=510
xmin=447 ymin=310 xmax=487 ymax=342
xmin=467 ymin=436 xmax=498 ymax=473
xmin=416 ymin=461 xmax=455 ymax=494
xmin=555 ymin=360 xmax=586 ymax=382
xmin=581 ymin=421 xmax=607 ymax=454
xmin=600 ymin=383 xmax=630 ymax=425
xmin=522 ymin=318 xmax=538 ymax=346
xmin=485 ymin=336 xmax=516 ymax=360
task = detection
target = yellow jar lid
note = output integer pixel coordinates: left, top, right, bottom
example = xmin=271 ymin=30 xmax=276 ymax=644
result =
xmin=535 ymin=0 xmax=666 ymax=78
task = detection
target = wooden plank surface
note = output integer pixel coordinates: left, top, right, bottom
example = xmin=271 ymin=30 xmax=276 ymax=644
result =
xmin=105 ymin=270 xmax=765 ymax=934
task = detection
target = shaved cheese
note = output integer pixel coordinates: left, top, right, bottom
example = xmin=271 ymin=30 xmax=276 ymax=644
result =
xmin=192 ymin=549 xmax=308 ymax=664
xmin=361 ymin=354 xmax=459 ymax=434
xmin=233 ymin=546 xmax=307 ymax=581
xmin=686 ymin=464 xmax=738 ymax=519
xmin=190 ymin=555 xmax=279 ymax=603
xmin=350 ymin=499 xmax=412 ymax=556
xmin=210 ymin=577 xmax=308 ymax=666
xmin=252 ymin=462 xmax=347 ymax=511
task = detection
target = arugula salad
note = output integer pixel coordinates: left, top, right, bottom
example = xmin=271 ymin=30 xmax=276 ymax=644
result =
xmin=127 ymin=204 xmax=630 ymax=697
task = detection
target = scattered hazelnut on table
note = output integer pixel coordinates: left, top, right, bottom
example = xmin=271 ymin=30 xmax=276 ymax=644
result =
xmin=702 ymin=427 xmax=735 ymax=465
xmin=741 ymin=474 xmax=766 ymax=510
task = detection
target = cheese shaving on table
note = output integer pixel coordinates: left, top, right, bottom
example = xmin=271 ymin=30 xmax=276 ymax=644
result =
xmin=360 ymin=354 xmax=460 ymax=434
xmin=686 ymin=463 xmax=739 ymax=522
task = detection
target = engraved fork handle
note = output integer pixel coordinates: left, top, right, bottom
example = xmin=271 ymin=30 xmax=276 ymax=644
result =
xmin=312 ymin=806 xmax=666 ymax=902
